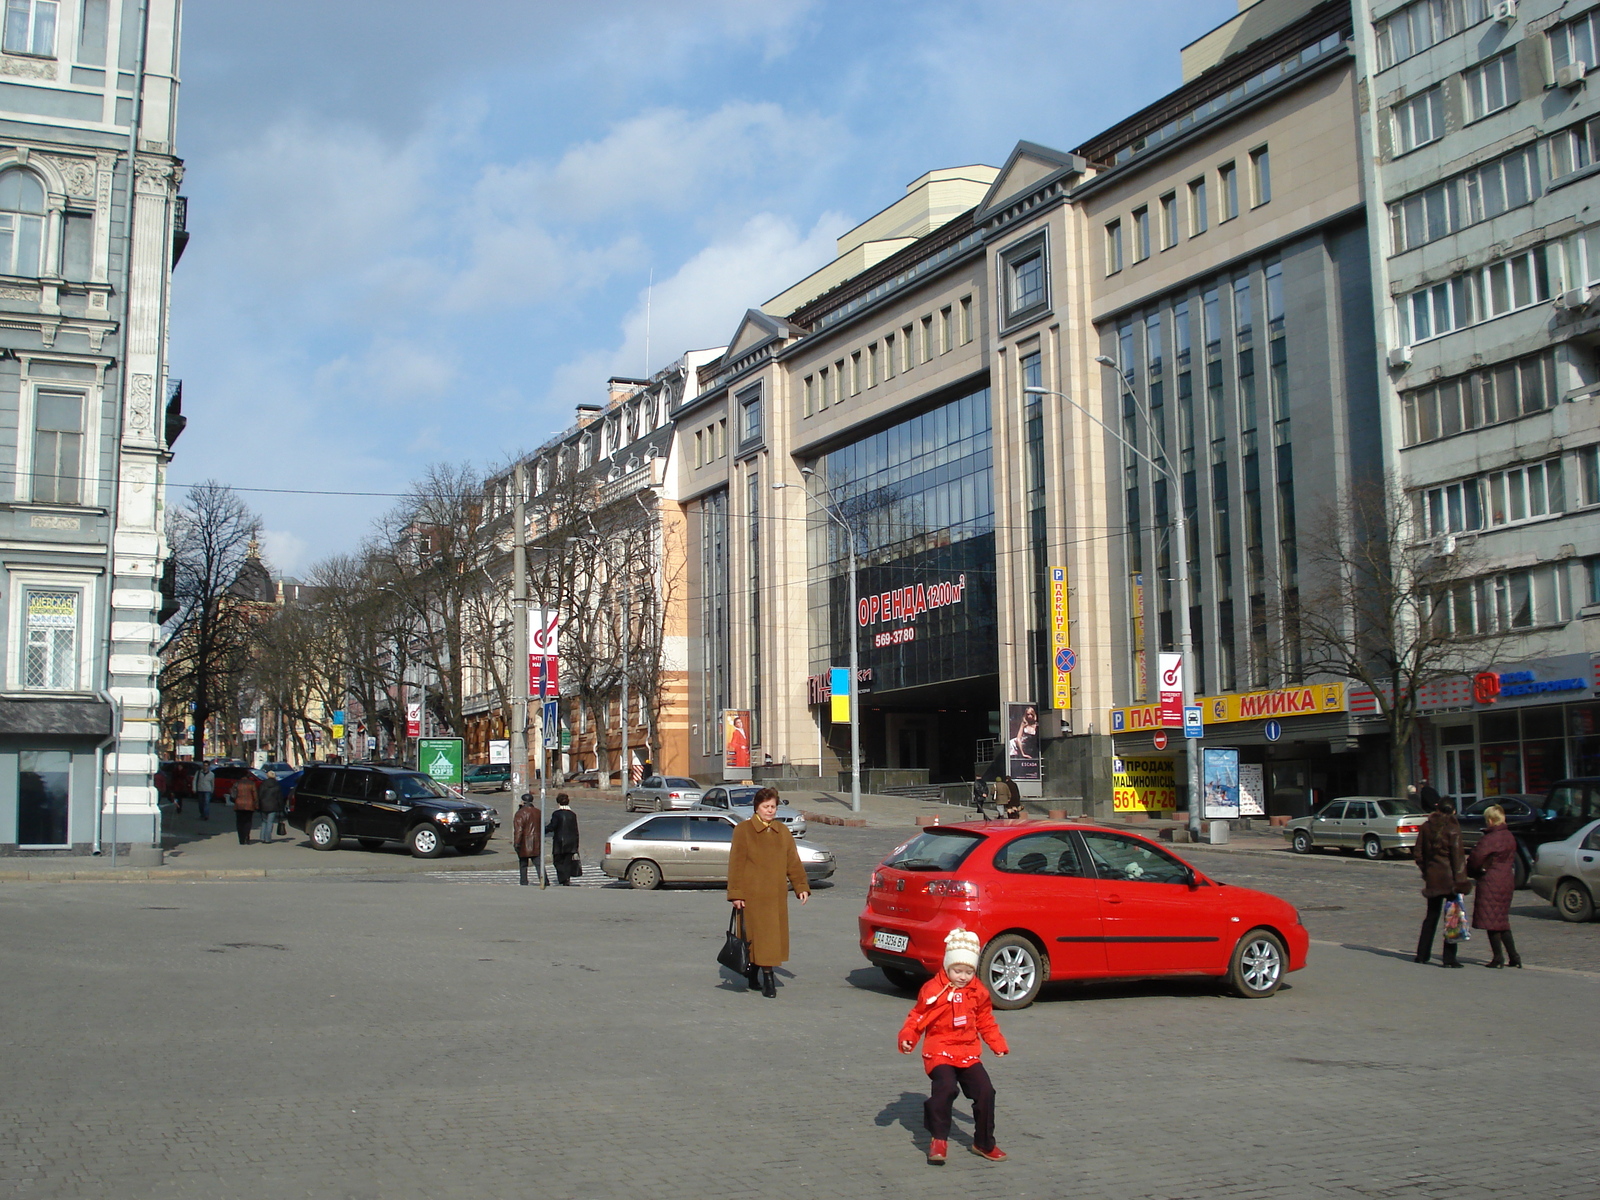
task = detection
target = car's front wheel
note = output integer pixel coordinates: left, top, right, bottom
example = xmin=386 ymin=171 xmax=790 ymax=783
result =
xmin=407 ymin=824 xmax=445 ymax=859
xmin=1555 ymin=879 xmax=1595 ymax=922
xmin=1291 ymin=829 xmax=1312 ymax=854
xmin=1228 ymin=929 xmax=1287 ymax=998
xmin=308 ymin=816 xmax=339 ymax=851
xmin=627 ymin=859 xmax=662 ymax=890
xmin=980 ymin=933 xmax=1045 ymax=1010
xmin=1362 ymin=835 xmax=1384 ymax=861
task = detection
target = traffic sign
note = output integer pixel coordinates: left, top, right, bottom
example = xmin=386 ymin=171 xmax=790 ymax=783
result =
xmin=1264 ymin=718 xmax=1282 ymax=742
xmin=1183 ymin=706 xmax=1204 ymax=739
xmin=1152 ymin=730 xmax=1168 ymax=751
xmin=542 ymin=699 xmax=560 ymax=750
xmin=1055 ymin=646 xmax=1077 ymax=673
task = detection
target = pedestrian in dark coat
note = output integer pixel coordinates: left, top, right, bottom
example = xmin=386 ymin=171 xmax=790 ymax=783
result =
xmin=232 ymin=773 xmax=259 ymax=846
xmin=994 ymin=775 xmax=1024 ymax=819
xmin=512 ymin=794 xmax=542 ymax=886
xmin=256 ymin=773 xmax=284 ymax=843
xmin=544 ymin=793 xmax=580 ymax=886
xmin=727 ymin=787 xmax=809 ymax=997
xmin=1418 ymin=781 xmax=1442 ymax=809
xmin=1467 ymin=806 xmax=1521 ymax=968
xmin=1413 ymin=799 xmax=1471 ymax=966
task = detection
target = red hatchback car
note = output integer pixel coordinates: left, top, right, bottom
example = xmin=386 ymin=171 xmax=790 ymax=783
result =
xmin=859 ymin=820 xmax=1308 ymax=1008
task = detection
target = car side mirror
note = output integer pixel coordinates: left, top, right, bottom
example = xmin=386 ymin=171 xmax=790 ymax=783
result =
xmin=384 ymin=789 xmax=399 ymax=802
xmin=1184 ymin=869 xmax=1200 ymax=889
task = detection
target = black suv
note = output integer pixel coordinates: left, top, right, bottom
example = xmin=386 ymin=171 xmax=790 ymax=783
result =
xmin=1459 ymin=779 xmax=1600 ymax=889
xmin=286 ymin=764 xmax=501 ymax=858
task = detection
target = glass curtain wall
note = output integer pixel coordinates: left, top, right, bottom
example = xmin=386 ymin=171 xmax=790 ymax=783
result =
xmin=699 ymin=489 xmax=730 ymax=753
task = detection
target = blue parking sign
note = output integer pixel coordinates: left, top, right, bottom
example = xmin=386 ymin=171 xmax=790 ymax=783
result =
xmin=1183 ymin=706 xmax=1203 ymax=739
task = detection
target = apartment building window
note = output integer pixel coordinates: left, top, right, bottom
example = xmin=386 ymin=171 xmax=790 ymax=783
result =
xmin=868 ymin=343 xmax=880 ymax=387
xmin=1463 ymin=50 xmax=1518 ymax=122
xmin=1551 ymin=8 xmax=1600 ymax=75
xmin=32 ymin=391 xmax=83 ymax=504
xmin=699 ymin=490 xmax=730 ymax=752
xmin=1432 ymin=567 xmax=1565 ymax=636
xmin=1390 ymin=146 xmax=1540 ymax=252
xmin=1561 ymin=224 xmax=1600 ymax=290
xmin=882 ymin=335 xmax=896 ymax=379
xmin=1002 ymin=234 xmax=1050 ymax=326
xmin=1218 ymin=163 xmax=1239 ymax=221
xmin=850 ymin=351 xmax=862 ymax=396
xmin=1401 ymin=246 xmax=1552 ymax=343
xmin=835 ymin=359 xmax=846 ymax=400
xmin=24 ymin=588 xmax=78 ymax=689
xmin=817 ymin=366 xmax=831 ymax=412
xmin=1133 ymin=207 xmax=1151 ymax=263
xmin=803 ymin=375 xmax=815 ymax=418
xmin=1159 ymin=192 xmax=1178 ymax=249
xmin=739 ymin=389 xmax=762 ymax=445
xmin=939 ymin=306 xmax=953 ymax=353
xmin=901 ymin=325 xmax=915 ymax=371
xmin=1587 ymin=553 xmax=1600 ymax=605
xmin=1552 ymin=116 xmax=1600 ymax=178
xmin=960 ymin=295 xmax=973 ymax=343
xmin=1376 ymin=0 xmax=1490 ymax=70
xmin=1105 ymin=218 xmax=1124 ymax=273
xmin=3 ymin=0 xmax=57 ymax=57
xmin=716 ymin=418 xmax=727 ymax=458
xmin=0 ymin=168 xmax=45 ymax=277
xmin=1486 ymin=457 xmax=1565 ymax=526
xmin=1249 ymin=147 xmax=1271 ymax=206
xmin=920 ymin=316 xmax=934 ymax=363
xmin=1188 ymin=177 xmax=1208 ymax=234
xmin=1401 ymin=351 xmax=1558 ymax=444
xmin=1392 ymin=86 xmax=1445 ymax=154
xmin=1419 ymin=478 xmax=1484 ymax=536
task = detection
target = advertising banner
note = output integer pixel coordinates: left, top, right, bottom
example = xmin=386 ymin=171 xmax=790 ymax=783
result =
xmin=1049 ymin=566 xmax=1072 ymax=713
xmin=530 ymin=609 xmax=561 ymax=698
xmin=1005 ymin=702 xmax=1041 ymax=781
xmin=1200 ymin=682 xmax=1345 ymax=724
xmin=1130 ymin=573 xmax=1147 ymax=701
xmin=1202 ymin=747 xmax=1241 ymax=819
xmin=830 ymin=667 xmax=850 ymax=724
xmin=419 ymin=737 xmax=465 ymax=787
xmin=1238 ymin=762 xmax=1265 ymax=816
xmin=488 ymin=739 xmax=510 ymax=765
xmin=1112 ymin=756 xmax=1176 ymax=812
xmin=405 ymin=702 xmax=421 ymax=738
xmin=240 ymin=717 xmax=258 ymax=738
xmin=723 ymin=710 xmax=751 ymax=775
xmin=1158 ymin=653 xmax=1183 ymax=727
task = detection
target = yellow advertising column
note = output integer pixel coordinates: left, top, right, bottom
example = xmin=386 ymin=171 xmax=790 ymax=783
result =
xmin=1049 ymin=566 xmax=1072 ymax=718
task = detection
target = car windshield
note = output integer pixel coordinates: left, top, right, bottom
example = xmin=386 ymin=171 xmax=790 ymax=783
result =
xmin=665 ymin=778 xmax=699 ymax=789
xmin=1376 ymin=799 xmax=1425 ymax=816
xmin=727 ymin=788 xmax=763 ymax=806
xmin=390 ymin=773 xmax=452 ymax=799
xmin=885 ymin=829 xmax=984 ymax=871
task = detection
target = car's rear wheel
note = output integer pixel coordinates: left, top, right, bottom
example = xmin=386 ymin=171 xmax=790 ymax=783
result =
xmin=980 ymin=934 xmax=1045 ymax=1010
xmin=880 ymin=966 xmax=923 ymax=993
xmin=407 ymin=824 xmax=445 ymax=859
xmin=1228 ymin=929 xmax=1287 ymax=998
xmin=1555 ymin=879 xmax=1595 ymax=922
xmin=358 ymin=837 xmax=383 ymax=851
xmin=308 ymin=816 xmax=339 ymax=851
xmin=627 ymin=859 xmax=662 ymax=890
xmin=1362 ymin=835 xmax=1384 ymax=861
xmin=1291 ymin=829 xmax=1312 ymax=854
xmin=1513 ymin=854 xmax=1529 ymax=890
xmin=457 ymin=839 xmax=487 ymax=855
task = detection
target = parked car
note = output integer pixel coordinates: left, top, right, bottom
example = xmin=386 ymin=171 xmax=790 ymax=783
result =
xmin=695 ymin=785 xmax=807 ymax=838
xmin=210 ymin=764 xmax=257 ymax=801
xmin=860 ymin=820 xmax=1308 ymax=1008
xmin=624 ymin=775 xmax=705 ymax=812
xmin=600 ymin=811 xmax=835 ymax=890
xmin=1282 ymin=796 xmax=1428 ymax=859
xmin=1458 ymin=794 xmax=1544 ymax=888
xmin=1528 ymin=818 xmax=1600 ymax=922
xmin=285 ymin=763 xmax=501 ymax=858
xmin=259 ymin=761 xmax=294 ymax=779
xmin=463 ymin=763 xmax=512 ymax=792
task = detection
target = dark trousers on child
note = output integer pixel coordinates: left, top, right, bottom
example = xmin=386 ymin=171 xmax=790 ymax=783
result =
xmin=235 ymin=810 xmax=254 ymax=845
xmin=925 ymin=1062 xmax=996 ymax=1151
xmin=1415 ymin=894 xmax=1459 ymax=964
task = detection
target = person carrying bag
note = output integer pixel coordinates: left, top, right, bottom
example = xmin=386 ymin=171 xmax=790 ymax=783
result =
xmin=717 ymin=907 xmax=752 ymax=985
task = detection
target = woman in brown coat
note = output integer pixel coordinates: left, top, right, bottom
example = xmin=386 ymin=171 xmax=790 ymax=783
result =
xmin=232 ymin=772 xmax=259 ymax=846
xmin=727 ymin=787 xmax=809 ymax=998
xmin=1467 ymin=805 xmax=1522 ymax=968
xmin=1413 ymin=798 xmax=1471 ymax=967
xmin=511 ymin=794 xmax=542 ymax=886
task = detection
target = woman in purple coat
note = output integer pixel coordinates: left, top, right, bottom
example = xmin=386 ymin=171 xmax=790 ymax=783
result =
xmin=1467 ymin=805 xmax=1521 ymax=968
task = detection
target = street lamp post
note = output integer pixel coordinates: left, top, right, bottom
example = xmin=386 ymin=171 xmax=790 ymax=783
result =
xmin=1026 ymin=372 xmax=1203 ymax=840
xmin=775 ymin=471 xmax=861 ymax=814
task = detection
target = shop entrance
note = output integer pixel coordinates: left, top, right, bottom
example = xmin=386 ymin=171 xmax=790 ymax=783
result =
xmin=1443 ymin=746 xmax=1477 ymax=808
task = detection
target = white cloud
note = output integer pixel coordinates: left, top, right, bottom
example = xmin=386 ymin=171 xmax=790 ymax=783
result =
xmin=258 ymin=529 xmax=309 ymax=577
xmin=313 ymin=338 xmax=459 ymax=407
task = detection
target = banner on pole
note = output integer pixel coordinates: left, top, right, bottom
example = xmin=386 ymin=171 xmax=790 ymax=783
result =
xmin=1158 ymin=653 xmax=1183 ymax=728
xmin=1049 ymin=566 xmax=1072 ymax=714
xmin=530 ymin=610 xmax=561 ymax=699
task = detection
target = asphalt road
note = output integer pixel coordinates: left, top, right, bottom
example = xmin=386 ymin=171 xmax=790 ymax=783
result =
xmin=3 ymin=801 xmax=1596 ymax=1199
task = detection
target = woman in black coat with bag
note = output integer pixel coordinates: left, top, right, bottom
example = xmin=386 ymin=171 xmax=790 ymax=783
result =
xmin=1467 ymin=804 xmax=1521 ymax=968
xmin=544 ymin=793 xmax=580 ymax=886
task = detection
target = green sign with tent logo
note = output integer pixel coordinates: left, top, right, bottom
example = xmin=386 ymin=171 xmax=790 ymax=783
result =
xmin=418 ymin=737 xmax=464 ymax=787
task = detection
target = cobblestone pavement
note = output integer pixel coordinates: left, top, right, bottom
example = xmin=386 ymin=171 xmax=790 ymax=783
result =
xmin=3 ymin=825 xmax=1598 ymax=1200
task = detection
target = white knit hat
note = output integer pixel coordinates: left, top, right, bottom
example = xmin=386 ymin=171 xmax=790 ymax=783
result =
xmin=943 ymin=928 xmax=980 ymax=973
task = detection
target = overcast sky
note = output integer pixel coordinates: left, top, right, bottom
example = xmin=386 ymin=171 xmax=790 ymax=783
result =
xmin=171 ymin=0 xmax=1234 ymax=575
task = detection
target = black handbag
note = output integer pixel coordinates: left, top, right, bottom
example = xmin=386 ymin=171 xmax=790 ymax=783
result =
xmin=570 ymin=858 xmax=583 ymax=877
xmin=717 ymin=908 xmax=750 ymax=975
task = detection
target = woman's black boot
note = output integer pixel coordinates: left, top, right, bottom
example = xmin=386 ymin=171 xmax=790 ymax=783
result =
xmin=745 ymin=964 xmax=761 ymax=991
xmin=760 ymin=968 xmax=777 ymax=998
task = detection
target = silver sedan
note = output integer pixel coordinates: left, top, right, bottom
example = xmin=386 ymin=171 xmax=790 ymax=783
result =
xmin=1283 ymin=796 xmax=1429 ymax=859
xmin=600 ymin=811 xmax=836 ymax=890
xmin=623 ymin=775 xmax=704 ymax=812
xmin=1529 ymin=818 xmax=1600 ymax=922
xmin=694 ymin=784 xmax=807 ymax=838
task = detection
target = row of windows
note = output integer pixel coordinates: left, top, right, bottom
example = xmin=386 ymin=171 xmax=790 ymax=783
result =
xmin=1430 ymin=563 xmax=1569 ymax=637
xmin=1390 ymin=43 xmax=1520 ymax=159
xmin=1389 ymin=143 xmax=1537 ymax=253
xmin=1413 ymin=445 xmax=1600 ymax=537
xmin=3 ymin=0 xmax=131 ymax=68
xmin=1104 ymin=148 xmax=1269 ymax=276
xmin=1400 ymin=349 xmax=1562 ymax=446
xmin=692 ymin=418 xmax=728 ymax=468
xmin=1375 ymin=0 xmax=1490 ymax=71
xmin=801 ymin=295 xmax=973 ymax=418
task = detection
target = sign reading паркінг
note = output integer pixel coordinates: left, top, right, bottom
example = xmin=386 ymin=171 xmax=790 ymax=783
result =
xmin=1110 ymin=682 xmax=1345 ymax=733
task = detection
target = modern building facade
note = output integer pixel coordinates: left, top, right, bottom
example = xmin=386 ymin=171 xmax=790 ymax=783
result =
xmin=0 ymin=0 xmax=184 ymax=855
xmin=1354 ymin=0 xmax=1600 ymax=804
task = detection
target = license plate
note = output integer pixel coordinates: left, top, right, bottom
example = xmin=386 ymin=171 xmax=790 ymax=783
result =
xmin=469 ymin=825 xmax=487 ymax=833
xmin=873 ymin=930 xmax=909 ymax=953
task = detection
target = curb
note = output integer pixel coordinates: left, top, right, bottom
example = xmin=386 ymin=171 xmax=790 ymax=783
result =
xmin=801 ymin=811 xmax=868 ymax=827
xmin=0 ymin=852 xmax=522 ymax=883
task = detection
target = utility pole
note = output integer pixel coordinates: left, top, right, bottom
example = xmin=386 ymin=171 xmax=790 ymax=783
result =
xmin=511 ymin=460 xmax=530 ymax=803
xmin=618 ymin=577 xmax=630 ymax=788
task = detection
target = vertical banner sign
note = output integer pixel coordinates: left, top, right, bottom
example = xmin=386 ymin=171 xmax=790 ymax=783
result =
xmin=419 ymin=737 xmax=465 ymax=787
xmin=1049 ymin=566 xmax=1072 ymax=713
xmin=829 ymin=666 xmax=850 ymax=724
xmin=1238 ymin=762 xmax=1265 ymax=816
xmin=529 ymin=609 xmax=561 ymax=698
xmin=405 ymin=702 xmax=421 ymax=738
xmin=1005 ymin=702 xmax=1041 ymax=781
xmin=332 ymin=709 xmax=346 ymax=742
xmin=1202 ymin=747 xmax=1241 ymax=819
xmin=723 ymin=710 xmax=751 ymax=775
xmin=1158 ymin=653 xmax=1183 ymax=728
xmin=1130 ymin=573 xmax=1147 ymax=701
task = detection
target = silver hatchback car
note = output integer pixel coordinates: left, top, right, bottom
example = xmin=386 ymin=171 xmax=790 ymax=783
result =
xmin=601 ymin=811 xmax=836 ymax=890
xmin=624 ymin=775 xmax=705 ymax=812
xmin=1283 ymin=796 xmax=1429 ymax=859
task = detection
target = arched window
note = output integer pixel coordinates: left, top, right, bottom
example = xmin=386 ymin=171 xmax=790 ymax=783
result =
xmin=0 ymin=168 xmax=46 ymax=277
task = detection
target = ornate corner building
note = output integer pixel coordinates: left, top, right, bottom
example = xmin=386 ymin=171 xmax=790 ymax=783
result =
xmin=0 ymin=0 xmax=183 ymax=855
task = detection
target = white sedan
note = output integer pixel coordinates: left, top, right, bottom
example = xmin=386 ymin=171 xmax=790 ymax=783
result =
xmin=1529 ymin=818 xmax=1600 ymax=922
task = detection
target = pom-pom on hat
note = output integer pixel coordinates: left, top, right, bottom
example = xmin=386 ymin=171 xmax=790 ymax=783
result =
xmin=943 ymin=928 xmax=981 ymax=973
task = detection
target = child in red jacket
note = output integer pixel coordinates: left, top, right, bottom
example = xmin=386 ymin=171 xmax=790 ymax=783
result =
xmin=898 ymin=928 xmax=1009 ymax=1164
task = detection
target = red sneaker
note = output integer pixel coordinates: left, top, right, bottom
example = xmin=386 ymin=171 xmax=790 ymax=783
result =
xmin=969 ymin=1144 xmax=1008 ymax=1162
xmin=927 ymin=1139 xmax=947 ymax=1165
